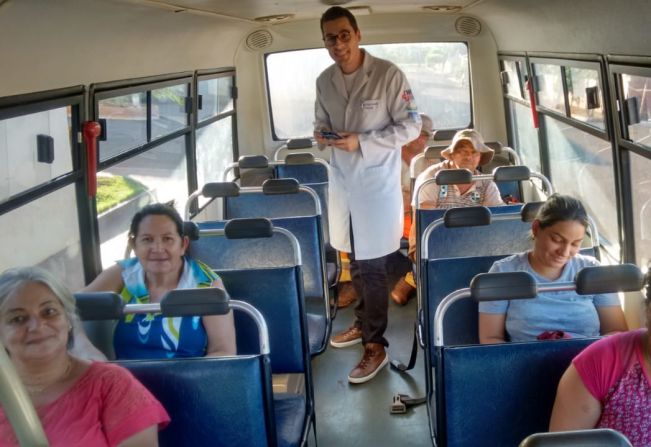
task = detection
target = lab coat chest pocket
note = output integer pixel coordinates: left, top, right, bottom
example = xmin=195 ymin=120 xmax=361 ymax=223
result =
xmin=360 ymin=99 xmax=385 ymax=128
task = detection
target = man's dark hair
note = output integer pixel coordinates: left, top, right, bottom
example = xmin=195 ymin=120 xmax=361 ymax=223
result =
xmin=320 ymin=6 xmax=358 ymax=33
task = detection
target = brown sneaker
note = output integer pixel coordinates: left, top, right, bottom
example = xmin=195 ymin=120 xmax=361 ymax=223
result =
xmin=336 ymin=282 xmax=358 ymax=309
xmin=348 ymin=343 xmax=389 ymax=384
xmin=330 ymin=326 xmax=362 ymax=348
xmin=391 ymin=277 xmax=416 ymax=306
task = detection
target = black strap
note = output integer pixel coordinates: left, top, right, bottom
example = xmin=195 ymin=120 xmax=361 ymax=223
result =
xmin=390 ymin=321 xmax=419 ymax=372
xmin=390 ymin=393 xmax=426 ymax=414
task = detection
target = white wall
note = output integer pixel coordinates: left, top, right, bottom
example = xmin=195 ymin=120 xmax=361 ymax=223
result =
xmin=0 ymin=0 xmax=251 ymax=96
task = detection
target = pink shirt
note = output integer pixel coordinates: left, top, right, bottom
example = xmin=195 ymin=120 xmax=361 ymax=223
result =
xmin=0 ymin=362 xmax=170 ymax=447
xmin=573 ymin=329 xmax=651 ymax=446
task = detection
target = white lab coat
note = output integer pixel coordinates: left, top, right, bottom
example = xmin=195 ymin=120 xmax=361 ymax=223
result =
xmin=315 ymin=50 xmax=421 ymax=260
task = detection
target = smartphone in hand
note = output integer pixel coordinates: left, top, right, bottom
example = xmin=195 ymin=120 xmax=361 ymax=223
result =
xmin=319 ymin=130 xmax=343 ymax=140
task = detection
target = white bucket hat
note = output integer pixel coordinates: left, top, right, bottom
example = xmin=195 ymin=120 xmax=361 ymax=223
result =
xmin=441 ymin=129 xmax=494 ymax=166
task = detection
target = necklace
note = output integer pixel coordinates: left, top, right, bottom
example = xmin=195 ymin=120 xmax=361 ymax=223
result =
xmin=24 ymin=358 xmax=74 ymax=395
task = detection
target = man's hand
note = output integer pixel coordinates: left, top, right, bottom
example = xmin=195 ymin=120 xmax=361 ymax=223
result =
xmin=332 ymin=132 xmax=359 ymax=152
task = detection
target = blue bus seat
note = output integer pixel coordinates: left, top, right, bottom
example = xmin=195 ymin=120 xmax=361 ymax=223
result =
xmin=118 ymin=355 xmax=277 ymax=447
xmin=192 ymin=218 xmax=330 ymax=356
xmin=436 ymin=338 xmax=597 ymax=447
xmin=216 ymin=267 xmax=314 ymax=447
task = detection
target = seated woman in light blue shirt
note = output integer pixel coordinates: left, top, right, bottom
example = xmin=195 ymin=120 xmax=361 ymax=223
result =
xmin=479 ymin=194 xmax=628 ymax=344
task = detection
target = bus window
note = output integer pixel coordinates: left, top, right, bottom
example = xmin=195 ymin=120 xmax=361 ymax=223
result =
xmin=196 ymin=116 xmax=234 ymax=207
xmin=98 ymin=93 xmax=148 ymax=161
xmin=621 ymin=74 xmax=651 ymax=148
xmin=507 ymin=100 xmax=542 ymax=173
xmin=151 ymin=84 xmax=190 ymax=139
xmin=630 ymin=152 xmax=651 ymax=268
xmin=543 ymin=116 xmax=619 ymax=259
xmin=566 ymin=67 xmax=605 ymax=131
xmin=0 ymin=107 xmax=74 ymax=202
xmin=266 ymin=42 xmax=471 ymax=140
xmin=533 ymin=63 xmax=565 ymax=114
xmin=197 ymin=76 xmax=234 ymax=122
xmin=501 ymin=59 xmax=525 ymax=100
xmin=0 ymin=184 xmax=85 ymax=289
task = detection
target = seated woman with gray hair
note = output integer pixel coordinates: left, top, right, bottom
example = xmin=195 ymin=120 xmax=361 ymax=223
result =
xmin=0 ymin=266 xmax=170 ymax=446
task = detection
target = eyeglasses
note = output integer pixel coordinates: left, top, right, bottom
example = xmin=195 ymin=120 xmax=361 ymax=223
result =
xmin=323 ymin=30 xmax=352 ymax=47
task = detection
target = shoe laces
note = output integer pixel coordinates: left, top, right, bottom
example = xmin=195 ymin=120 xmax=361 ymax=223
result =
xmin=358 ymin=346 xmax=378 ymax=368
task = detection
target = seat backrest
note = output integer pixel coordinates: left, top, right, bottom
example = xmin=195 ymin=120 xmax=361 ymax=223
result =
xmin=189 ymin=221 xmax=295 ymax=269
xmin=426 ymin=217 xmax=533 ymax=259
xmin=117 ymin=355 xmax=275 ymax=447
xmin=423 ymin=255 xmax=507 ymax=351
xmin=436 ymin=338 xmax=597 ymax=447
xmin=416 ymin=204 xmax=522 ymax=258
xmin=194 ymin=217 xmax=325 ymax=302
xmin=225 ymin=187 xmax=318 ymax=219
xmin=217 ymin=267 xmax=308 ymax=374
xmin=276 ymin=163 xmax=328 ymax=184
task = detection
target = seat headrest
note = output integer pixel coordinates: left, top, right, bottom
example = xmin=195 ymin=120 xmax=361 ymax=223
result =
xmin=224 ymin=218 xmax=274 ymax=239
xmin=435 ymin=168 xmax=473 ymax=185
xmin=521 ymin=201 xmax=544 ymax=222
xmin=202 ymin=182 xmax=240 ymax=198
xmin=285 ymin=152 xmax=315 ymax=165
xmin=262 ymin=178 xmax=300 ymax=195
xmin=471 ymin=271 xmax=537 ymax=302
xmin=238 ymin=155 xmax=269 ymax=169
xmin=183 ymin=221 xmax=200 ymax=240
xmin=575 ymin=264 xmax=644 ymax=295
xmin=161 ymin=288 xmax=230 ymax=316
xmin=286 ymin=138 xmax=313 ymax=150
xmin=443 ymin=206 xmax=491 ymax=228
xmin=74 ymin=292 xmax=124 ymax=320
xmin=493 ymin=165 xmax=531 ymax=182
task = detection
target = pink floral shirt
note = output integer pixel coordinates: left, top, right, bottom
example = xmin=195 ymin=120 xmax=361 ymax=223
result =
xmin=573 ymin=329 xmax=651 ymax=446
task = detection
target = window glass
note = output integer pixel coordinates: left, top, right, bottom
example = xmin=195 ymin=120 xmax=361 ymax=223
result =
xmin=198 ymin=76 xmax=234 ymax=122
xmin=566 ymin=67 xmax=605 ymax=130
xmin=266 ymin=42 xmax=471 ymax=139
xmin=151 ymin=84 xmax=189 ymax=139
xmin=196 ymin=117 xmax=233 ymax=207
xmin=0 ymin=106 xmax=74 ymax=203
xmin=502 ymin=60 xmax=523 ymax=99
xmin=98 ymin=137 xmax=188 ymax=268
xmin=544 ymin=116 xmax=619 ymax=258
xmin=534 ymin=63 xmax=565 ymax=114
xmin=98 ymin=93 xmax=147 ymax=161
xmin=509 ymin=100 xmax=541 ymax=173
xmin=621 ymin=74 xmax=651 ymax=148
xmin=630 ymin=151 xmax=651 ymax=268
xmin=0 ymin=184 xmax=85 ymax=290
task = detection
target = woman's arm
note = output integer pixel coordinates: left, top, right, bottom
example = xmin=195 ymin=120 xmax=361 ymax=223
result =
xmin=549 ymin=364 xmax=602 ymax=431
xmin=478 ymin=312 xmax=507 ymax=344
xmin=118 ymin=426 xmax=158 ymax=447
xmin=203 ymin=279 xmax=237 ymax=357
xmin=597 ymin=305 xmax=628 ymax=335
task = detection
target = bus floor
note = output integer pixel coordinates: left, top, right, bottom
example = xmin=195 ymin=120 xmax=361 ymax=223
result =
xmin=311 ymin=261 xmax=430 ymax=446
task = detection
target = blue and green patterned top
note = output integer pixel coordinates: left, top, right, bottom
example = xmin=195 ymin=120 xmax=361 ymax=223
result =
xmin=113 ymin=257 xmax=218 ymax=359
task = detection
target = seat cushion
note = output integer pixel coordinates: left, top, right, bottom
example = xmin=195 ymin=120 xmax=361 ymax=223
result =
xmin=306 ymin=312 xmax=326 ymax=355
xmin=274 ymin=393 xmax=307 ymax=447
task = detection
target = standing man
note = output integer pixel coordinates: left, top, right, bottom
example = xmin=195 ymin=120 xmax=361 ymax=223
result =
xmin=314 ymin=6 xmax=421 ymax=384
